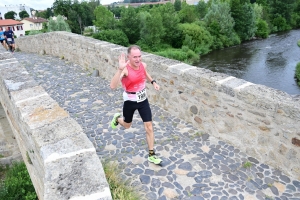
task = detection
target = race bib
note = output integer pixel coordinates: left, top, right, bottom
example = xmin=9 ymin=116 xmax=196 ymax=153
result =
xmin=7 ymin=38 xmax=12 ymax=41
xmin=136 ymin=89 xmax=147 ymax=103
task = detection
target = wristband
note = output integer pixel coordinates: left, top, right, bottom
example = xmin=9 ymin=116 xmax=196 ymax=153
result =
xmin=151 ymin=80 xmax=156 ymax=84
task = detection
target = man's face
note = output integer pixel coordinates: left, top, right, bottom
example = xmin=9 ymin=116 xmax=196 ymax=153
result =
xmin=128 ymin=48 xmax=141 ymax=68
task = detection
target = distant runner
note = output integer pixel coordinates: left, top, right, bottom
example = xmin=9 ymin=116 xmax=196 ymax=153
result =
xmin=4 ymin=27 xmax=15 ymax=53
xmin=110 ymin=45 xmax=162 ymax=165
xmin=0 ymin=27 xmax=8 ymax=51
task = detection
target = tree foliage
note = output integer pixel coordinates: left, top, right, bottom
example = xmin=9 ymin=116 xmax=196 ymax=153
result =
xmin=119 ymin=6 xmax=141 ymax=44
xmin=178 ymin=2 xmax=198 ymax=23
xmin=231 ymin=0 xmax=256 ymax=41
xmin=196 ymin=0 xmax=208 ymax=19
xmin=255 ymin=18 xmax=269 ymax=38
xmin=152 ymin=3 xmax=181 ymax=47
xmin=4 ymin=11 xmax=17 ymax=19
xmin=19 ymin=10 xmax=29 ymax=19
xmin=178 ymin=23 xmax=213 ymax=54
xmin=205 ymin=0 xmax=240 ymax=49
xmin=47 ymin=15 xmax=71 ymax=32
xmin=174 ymin=0 xmax=182 ymax=11
xmin=93 ymin=5 xmax=115 ymax=30
xmin=138 ymin=10 xmax=164 ymax=50
xmin=93 ymin=29 xmax=129 ymax=46
xmin=36 ymin=8 xmax=53 ymax=19
xmin=53 ymin=0 xmax=94 ymax=34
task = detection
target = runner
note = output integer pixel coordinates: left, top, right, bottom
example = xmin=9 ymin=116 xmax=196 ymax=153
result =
xmin=4 ymin=27 xmax=15 ymax=53
xmin=0 ymin=27 xmax=8 ymax=51
xmin=110 ymin=45 xmax=162 ymax=165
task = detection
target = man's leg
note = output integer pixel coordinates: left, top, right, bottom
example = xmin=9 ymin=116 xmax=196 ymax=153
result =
xmin=11 ymin=43 xmax=15 ymax=52
xmin=111 ymin=101 xmax=134 ymax=129
xmin=117 ymin=117 xmax=132 ymax=129
xmin=138 ymin=99 xmax=162 ymax=164
xmin=144 ymin=121 xmax=154 ymax=151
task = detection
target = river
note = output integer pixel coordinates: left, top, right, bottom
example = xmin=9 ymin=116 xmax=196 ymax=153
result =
xmin=196 ymin=29 xmax=300 ymax=95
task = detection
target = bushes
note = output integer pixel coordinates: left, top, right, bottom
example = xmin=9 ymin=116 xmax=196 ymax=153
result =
xmin=298 ymin=40 xmax=300 ymax=47
xmin=255 ymin=19 xmax=269 ymax=38
xmin=295 ymin=62 xmax=300 ymax=86
xmin=0 ymin=162 xmax=37 ymax=200
xmin=93 ymin=29 xmax=129 ymax=47
xmin=155 ymin=47 xmax=199 ymax=65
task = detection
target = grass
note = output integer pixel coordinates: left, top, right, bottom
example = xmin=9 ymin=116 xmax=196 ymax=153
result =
xmin=102 ymin=160 xmax=140 ymax=200
xmin=298 ymin=39 xmax=300 ymax=47
xmin=295 ymin=62 xmax=300 ymax=86
xmin=0 ymin=162 xmax=37 ymax=200
xmin=0 ymin=164 xmax=9 ymax=181
xmin=243 ymin=161 xmax=252 ymax=168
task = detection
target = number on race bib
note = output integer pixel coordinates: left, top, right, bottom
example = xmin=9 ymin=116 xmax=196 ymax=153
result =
xmin=136 ymin=89 xmax=147 ymax=103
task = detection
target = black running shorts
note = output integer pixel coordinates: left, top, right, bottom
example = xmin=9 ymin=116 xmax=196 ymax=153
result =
xmin=123 ymin=99 xmax=152 ymax=123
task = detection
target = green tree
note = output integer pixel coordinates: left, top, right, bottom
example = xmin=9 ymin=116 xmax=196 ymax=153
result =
xmin=4 ymin=11 xmax=17 ymax=19
xmin=138 ymin=10 xmax=164 ymax=50
xmin=93 ymin=29 xmax=129 ymax=46
xmin=53 ymin=0 xmax=94 ymax=34
xmin=153 ymin=3 xmax=181 ymax=47
xmin=174 ymin=0 xmax=182 ymax=11
xmin=178 ymin=2 xmax=198 ymax=23
xmin=88 ymin=0 xmax=101 ymax=10
xmin=255 ymin=18 xmax=269 ymax=38
xmin=67 ymin=1 xmax=94 ymax=34
xmin=36 ymin=8 xmax=53 ymax=19
xmin=119 ymin=6 xmax=141 ymax=44
xmin=48 ymin=15 xmax=71 ymax=32
xmin=268 ymin=0 xmax=295 ymax=31
xmin=196 ymin=0 xmax=207 ymax=19
xmin=19 ymin=10 xmax=29 ymax=19
xmin=272 ymin=14 xmax=290 ymax=31
xmin=291 ymin=0 xmax=300 ymax=28
xmin=204 ymin=0 xmax=240 ymax=49
xmin=231 ymin=0 xmax=256 ymax=41
xmin=178 ymin=23 xmax=213 ymax=54
xmin=93 ymin=5 xmax=115 ymax=30
xmin=108 ymin=5 xmax=124 ymax=18
xmin=52 ymin=0 xmax=72 ymax=18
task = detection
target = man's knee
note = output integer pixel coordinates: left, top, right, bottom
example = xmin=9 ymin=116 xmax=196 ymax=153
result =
xmin=144 ymin=121 xmax=153 ymax=132
xmin=122 ymin=122 xmax=131 ymax=129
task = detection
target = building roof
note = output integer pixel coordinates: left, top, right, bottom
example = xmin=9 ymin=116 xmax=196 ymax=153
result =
xmin=22 ymin=17 xmax=48 ymax=23
xmin=0 ymin=19 xmax=24 ymax=26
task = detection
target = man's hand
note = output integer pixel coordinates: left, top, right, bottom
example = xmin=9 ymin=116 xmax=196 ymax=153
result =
xmin=153 ymin=82 xmax=160 ymax=90
xmin=119 ymin=53 xmax=129 ymax=70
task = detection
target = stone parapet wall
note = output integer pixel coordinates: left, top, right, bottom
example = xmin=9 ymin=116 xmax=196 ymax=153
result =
xmin=16 ymin=32 xmax=300 ymax=180
xmin=0 ymin=47 xmax=112 ymax=200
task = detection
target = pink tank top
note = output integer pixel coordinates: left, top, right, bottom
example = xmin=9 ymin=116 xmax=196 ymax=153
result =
xmin=121 ymin=63 xmax=146 ymax=92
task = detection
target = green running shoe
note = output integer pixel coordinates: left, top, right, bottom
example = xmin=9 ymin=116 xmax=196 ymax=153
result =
xmin=148 ymin=155 xmax=162 ymax=165
xmin=110 ymin=113 xmax=121 ymax=129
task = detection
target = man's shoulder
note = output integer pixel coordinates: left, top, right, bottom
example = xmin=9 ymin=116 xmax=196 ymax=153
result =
xmin=141 ymin=62 xmax=147 ymax=68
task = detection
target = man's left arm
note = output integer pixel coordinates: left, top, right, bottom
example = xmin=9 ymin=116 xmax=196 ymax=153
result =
xmin=144 ymin=62 xmax=159 ymax=91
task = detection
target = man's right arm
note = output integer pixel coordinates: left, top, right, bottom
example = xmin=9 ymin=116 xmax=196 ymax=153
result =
xmin=110 ymin=53 xmax=129 ymax=89
xmin=110 ymin=69 xmax=123 ymax=89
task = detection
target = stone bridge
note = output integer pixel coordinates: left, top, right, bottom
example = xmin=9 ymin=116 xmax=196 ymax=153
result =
xmin=0 ymin=31 xmax=299 ymax=200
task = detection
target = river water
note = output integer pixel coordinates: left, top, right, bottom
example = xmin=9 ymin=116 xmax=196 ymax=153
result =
xmin=196 ymin=29 xmax=300 ymax=95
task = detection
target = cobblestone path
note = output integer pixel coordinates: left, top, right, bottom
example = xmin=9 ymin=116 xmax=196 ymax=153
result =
xmin=15 ymin=52 xmax=300 ymax=200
